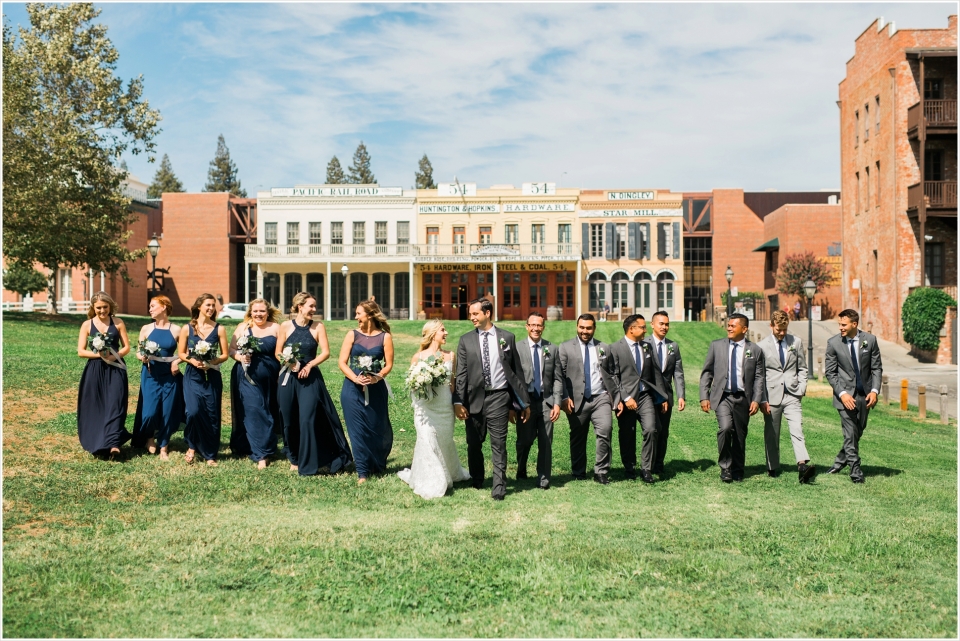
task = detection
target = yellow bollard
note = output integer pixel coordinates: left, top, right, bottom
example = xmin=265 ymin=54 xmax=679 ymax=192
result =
xmin=900 ymin=379 xmax=909 ymax=411
xmin=918 ymin=385 xmax=926 ymax=419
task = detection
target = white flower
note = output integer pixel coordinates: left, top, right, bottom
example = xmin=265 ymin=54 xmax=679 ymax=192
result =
xmin=281 ymin=346 xmax=294 ymax=359
xmin=236 ymin=335 xmax=249 ymax=348
xmin=358 ymin=355 xmax=374 ymax=369
xmin=194 ymin=340 xmax=211 ymax=356
xmin=91 ymin=336 xmax=105 ymax=351
xmin=145 ymin=340 xmax=159 ymax=353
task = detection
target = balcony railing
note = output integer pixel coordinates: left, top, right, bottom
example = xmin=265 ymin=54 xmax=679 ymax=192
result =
xmin=247 ymin=243 xmax=412 ymax=260
xmin=908 ymin=181 xmax=958 ymax=210
xmin=908 ymin=99 xmax=958 ymax=133
xmin=414 ymin=243 xmax=581 ymax=262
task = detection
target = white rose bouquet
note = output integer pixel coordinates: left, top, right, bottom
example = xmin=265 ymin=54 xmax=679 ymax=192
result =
xmin=235 ymin=334 xmax=263 ymax=385
xmin=87 ymin=331 xmax=111 ymax=356
xmin=189 ymin=339 xmax=219 ymax=381
xmin=405 ymin=355 xmax=450 ymax=400
xmin=350 ymin=354 xmax=386 ymax=405
xmin=279 ymin=343 xmax=303 ymax=386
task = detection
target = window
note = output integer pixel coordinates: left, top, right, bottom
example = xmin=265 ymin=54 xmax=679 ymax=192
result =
xmin=864 ymin=103 xmax=869 ymax=141
xmin=479 ymin=226 xmax=492 ymax=244
xmin=331 ymin=222 xmax=343 ymax=254
xmin=287 ymin=222 xmax=300 ymax=254
xmin=529 ymin=272 xmax=547 ymax=307
xmin=683 ymin=237 xmax=712 ymax=318
xmin=505 ymin=224 xmax=519 ymax=244
xmin=557 ymin=270 xmax=574 ymax=308
xmin=306 ymin=273 xmax=324 ymax=315
xmin=375 ymin=221 xmax=387 ymax=252
xmin=502 ymin=272 xmax=521 ymax=307
xmin=926 ymin=243 xmax=945 ymax=286
xmin=263 ymin=272 xmax=280 ymax=308
xmin=588 ymin=273 xmax=606 ymax=310
xmin=422 ymin=273 xmax=442 ymax=308
xmin=855 ymin=111 xmax=859 ymax=147
xmin=876 ymin=161 xmax=881 ymax=205
xmin=925 ymin=78 xmax=942 ymax=100
xmin=453 ymin=226 xmax=465 ymax=254
xmin=309 ymin=222 xmax=322 ymax=244
xmin=426 ymin=226 xmax=439 ymax=255
xmin=353 ymin=221 xmax=365 ymax=245
xmin=616 ymin=223 xmax=627 ymax=258
xmin=925 ymin=150 xmax=943 ymax=181
xmin=394 ymin=273 xmax=409 ymax=312
xmin=657 ymin=273 xmax=674 ymax=309
xmin=265 ymin=222 xmax=277 ymax=245
xmin=373 ymin=272 xmax=390 ymax=309
xmin=349 ymin=272 xmax=368 ymax=310
xmin=531 ymin=224 xmax=545 ymax=244
xmin=612 ymin=273 xmax=629 ymax=309
xmin=875 ymin=95 xmax=880 ymax=133
xmin=397 ymin=221 xmax=410 ymax=250
xmin=284 ymin=273 xmax=302 ymax=312
xmin=558 ymin=223 xmax=571 ymax=253
xmin=590 ymin=224 xmax=604 ymax=258
xmin=58 ymin=268 xmax=72 ymax=301
xmin=635 ymin=272 xmax=652 ymax=309
xmin=865 ymin=166 xmax=870 ymax=211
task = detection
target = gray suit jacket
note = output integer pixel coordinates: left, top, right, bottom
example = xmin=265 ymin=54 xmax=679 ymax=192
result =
xmin=515 ymin=337 xmax=562 ymax=409
xmin=604 ymin=337 xmax=670 ymax=408
xmin=699 ymin=338 xmax=766 ymax=408
xmin=644 ymin=336 xmax=685 ymax=403
xmin=555 ymin=337 xmax=618 ymax=412
xmin=758 ymin=333 xmax=808 ymax=405
xmin=824 ymin=331 xmax=883 ymax=409
xmin=453 ymin=326 xmax=530 ymax=415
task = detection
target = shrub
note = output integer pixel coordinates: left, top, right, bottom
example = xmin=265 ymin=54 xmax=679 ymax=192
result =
xmin=720 ymin=291 xmax=764 ymax=306
xmin=901 ymin=288 xmax=957 ymax=351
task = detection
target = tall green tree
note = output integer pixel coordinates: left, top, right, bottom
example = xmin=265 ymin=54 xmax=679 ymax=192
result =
xmin=347 ymin=141 xmax=376 ymax=184
xmin=415 ymin=153 xmax=436 ymax=189
xmin=3 ymin=4 xmax=161 ymax=299
xmin=147 ymin=153 xmax=184 ymax=197
xmin=326 ymin=155 xmax=346 ymax=184
xmin=204 ymin=133 xmax=246 ymax=196
xmin=2 ymin=259 xmax=49 ymax=299
xmin=776 ymin=252 xmax=836 ymax=297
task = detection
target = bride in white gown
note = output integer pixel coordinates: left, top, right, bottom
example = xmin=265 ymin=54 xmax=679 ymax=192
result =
xmin=397 ymin=320 xmax=470 ymax=499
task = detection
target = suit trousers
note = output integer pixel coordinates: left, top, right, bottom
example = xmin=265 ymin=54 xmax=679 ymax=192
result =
xmin=616 ymin=392 xmax=659 ymax=473
xmin=465 ymin=389 xmax=511 ymax=499
xmin=654 ymin=401 xmax=674 ymax=472
xmin=763 ymin=393 xmax=809 ymax=470
xmin=716 ymin=391 xmax=749 ymax=477
xmin=516 ymin=394 xmax=553 ymax=487
xmin=834 ymin=393 xmax=869 ymax=468
xmin=568 ymin=393 xmax=613 ymax=476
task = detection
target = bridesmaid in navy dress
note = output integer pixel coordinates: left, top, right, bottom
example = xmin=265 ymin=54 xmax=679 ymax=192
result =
xmin=276 ymin=292 xmax=353 ymax=476
xmin=177 ymin=293 xmax=229 ymax=466
xmin=131 ymin=294 xmax=184 ymax=460
xmin=338 ymin=299 xmax=395 ymax=484
xmin=229 ymin=298 xmax=282 ymax=469
xmin=76 ymin=292 xmax=132 ymax=459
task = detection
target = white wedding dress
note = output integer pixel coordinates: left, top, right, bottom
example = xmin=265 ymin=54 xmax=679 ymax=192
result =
xmin=397 ymin=359 xmax=470 ymax=499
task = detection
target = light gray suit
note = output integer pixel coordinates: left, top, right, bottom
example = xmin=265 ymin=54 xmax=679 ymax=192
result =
xmin=758 ymin=333 xmax=810 ymax=471
xmin=645 ymin=336 xmax=685 ymax=473
xmin=515 ymin=337 xmax=562 ymax=487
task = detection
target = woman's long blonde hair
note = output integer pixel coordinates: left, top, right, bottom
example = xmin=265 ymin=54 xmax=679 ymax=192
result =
xmin=244 ymin=298 xmax=283 ymax=324
xmin=87 ymin=291 xmax=117 ymax=318
xmin=358 ymin=299 xmax=390 ymax=334
xmin=419 ymin=319 xmax=443 ymax=351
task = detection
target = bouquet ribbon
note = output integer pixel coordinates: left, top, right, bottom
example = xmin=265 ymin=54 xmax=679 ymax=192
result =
xmin=241 ymin=361 xmax=256 ymax=386
xmin=280 ymin=362 xmax=297 ymax=386
xmin=102 ymin=347 xmax=127 ymax=371
xmin=361 ymin=377 xmax=393 ymax=406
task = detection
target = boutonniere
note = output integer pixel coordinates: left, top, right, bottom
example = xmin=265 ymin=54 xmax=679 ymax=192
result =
xmin=860 ymin=339 xmax=868 ymax=350
xmin=498 ymin=337 xmax=509 ymax=352
xmin=787 ymin=344 xmax=796 ymax=354
xmin=641 ymin=342 xmax=651 ymax=352
xmin=667 ymin=344 xmax=675 ymax=355
xmin=598 ymin=347 xmax=606 ymax=359
xmin=745 ymin=349 xmax=753 ymax=359
xmin=542 ymin=346 xmax=550 ymax=358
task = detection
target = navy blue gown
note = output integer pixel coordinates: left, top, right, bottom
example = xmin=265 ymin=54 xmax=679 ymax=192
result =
xmin=132 ymin=324 xmax=184 ymax=449
xmin=183 ymin=323 xmax=223 ymax=461
xmin=77 ymin=318 xmax=131 ymax=454
xmin=229 ymin=327 xmax=280 ymax=462
xmin=277 ymin=319 xmax=353 ymax=476
xmin=341 ymin=330 xmax=394 ymax=478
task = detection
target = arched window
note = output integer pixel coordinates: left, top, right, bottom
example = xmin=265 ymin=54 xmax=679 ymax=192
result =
xmin=611 ymin=272 xmax=630 ymax=310
xmin=657 ymin=272 xmax=674 ymax=310
xmin=634 ymin=271 xmax=653 ymax=310
xmin=263 ymin=272 xmax=280 ymax=309
xmin=306 ymin=273 xmax=324 ymax=318
xmin=588 ymin=272 xmax=607 ymax=311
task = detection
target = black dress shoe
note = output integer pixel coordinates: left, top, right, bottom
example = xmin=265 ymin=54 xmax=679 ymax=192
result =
xmin=492 ymin=494 xmax=505 ymax=501
xmin=516 ymin=469 xmax=528 ymax=480
xmin=767 ymin=469 xmax=780 ymax=478
xmin=624 ymin=469 xmax=638 ymax=480
xmin=720 ymin=471 xmax=733 ymax=483
xmin=733 ymin=475 xmax=744 ymax=482
xmin=593 ymin=473 xmax=610 ymax=485
xmin=826 ymin=462 xmax=847 ymax=474
xmin=799 ymin=464 xmax=817 ymax=484
xmin=850 ymin=464 xmax=865 ymax=484
xmin=539 ymin=482 xmax=550 ymax=490
xmin=572 ymin=473 xmax=587 ymax=481
xmin=640 ymin=470 xmax=655 ymax=484
xmin=472 ymin=480 xmax=484 ymax=490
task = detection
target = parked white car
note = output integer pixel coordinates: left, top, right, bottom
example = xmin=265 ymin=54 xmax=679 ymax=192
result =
xmin=217 ymin=303 xmax=248 ymax=320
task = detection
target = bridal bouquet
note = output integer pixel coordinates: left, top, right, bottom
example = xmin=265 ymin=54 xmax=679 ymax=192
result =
xmin=405 ymin=355 xmax=450 ymax=400
xmin=189 ymin=340 xmax=219 ymax=381
xmin=279 ymin=343 xmax=303 ymax=386
xmin=235 ymin=334 xmax=263 ymax=385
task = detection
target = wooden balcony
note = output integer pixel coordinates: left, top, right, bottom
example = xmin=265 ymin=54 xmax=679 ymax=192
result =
xmin=908 ymin=181 xmax=958 ymax=215
xmin=907 ymin=100 xmax=958 ymax=139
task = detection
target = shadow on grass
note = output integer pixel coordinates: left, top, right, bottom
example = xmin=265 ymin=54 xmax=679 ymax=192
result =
xmin=660 ymin=458 xmax=715 ymax=479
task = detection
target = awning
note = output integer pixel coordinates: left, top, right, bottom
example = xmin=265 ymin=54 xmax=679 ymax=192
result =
xmin=752 ymin=238 xmax=780 ymax=252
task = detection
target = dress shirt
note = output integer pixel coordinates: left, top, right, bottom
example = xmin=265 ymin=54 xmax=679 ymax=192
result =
xmin=527 ymin=338 xmax=545 ymax=378
xmin=579 ymin=339 xmax=605 ymax=397
xmin=726 ymin=338 xmax=746 ymax=392
xmin=623 ymin=337 xmax=647 ymax=402
xmin=652 ymin=336 xmax=668 ymax=372
xmin=479 ymin=326 xmax=507 ymax=390
xmin=839 ymin=331 xmax=878 ymax=397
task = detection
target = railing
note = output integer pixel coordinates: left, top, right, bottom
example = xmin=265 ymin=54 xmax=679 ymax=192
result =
xmin=908 ymin=100 xmax=957 ymax=133
xmin=413 ymin=243 xmax=581 ymax=261
xmin=246 ymin=243 xmax=412 ymax=260
xmin=908 ymin=181 xmax=958 ymax=210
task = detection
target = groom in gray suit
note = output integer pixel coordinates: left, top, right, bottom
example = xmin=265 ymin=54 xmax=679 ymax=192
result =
xmin=700 ymin=313 xmax=765 ymax=482
xmin=645 ymin=311 xmax=686 ymax=475
xmin=758 ymin=310 xmax=815 ymax=483
xmin=824 ymin=308 xmax=883 ymax=484
xmin=514 ymin=312 xmax=561 ymax=490
xmin=454 ymin=298 xmax=530 ymax=500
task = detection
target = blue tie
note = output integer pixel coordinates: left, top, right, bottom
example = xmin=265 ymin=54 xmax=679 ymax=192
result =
xmin=658 ymin=341 xmax=664 ymax=371
xmin=848 ymin=337 xmax=865 ymax=396
xmin=730 ymin=343 xmax=739 ymax=393
xmin=778 ymin=340 xmax=785 ymax=367
xmin=583 ymin=342 xmax=592 ymax=398
xmin=532 ymin=344 xmax=542 ymax=395
xmin=633 ymin=342 xmax=646 ymax=393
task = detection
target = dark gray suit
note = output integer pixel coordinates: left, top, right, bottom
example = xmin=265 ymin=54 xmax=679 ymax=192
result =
xmin=699 ymin=338 xmax=765 ymax=478
xmin=824 ymin=331 xmax=882 ymax=474
xmin=515 ymin=337 xmax=561 ymax=487
xmin=645 ymin=336 xmax=686 ymax=473
xmin=604 ymin=337 xmax=669 ymax=475
xmin=454 ymin=326 xmax=530 ymax=499
xmin=555 ymin=337 xmax=618 ymax=477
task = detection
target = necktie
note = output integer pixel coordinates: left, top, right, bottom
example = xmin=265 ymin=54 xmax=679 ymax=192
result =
xmin=658 ymin=341 xmax=665 ymax=372
xmin=481 ymin=331 xmax=492 ymax=389
xmin=848 ymin=337 xmax=865 ymax=395
xmin=730 ymin=343 xmax=739 ymax=393
xmin=633 ymin=342 xmax=646 ymax=393
xmin=583 ymin=342 xmax=592 ymax=398
xmin=778 ymin=340 xmax=785 ymax=367
xmin=532 ymin=344 xmax=542 ymax=395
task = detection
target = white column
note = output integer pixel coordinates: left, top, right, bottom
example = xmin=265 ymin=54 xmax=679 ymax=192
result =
xmin=279 ymin=270 xmax=285 ymax=312
xmin=325 ymin=261 xmax=331 ymax=321
xmin=89 ymin=268 xmax=94 ymax=299
xmin=367 ymin=272 xmax=373 ymax=305
xmin=99 ymin=271 xmax=105 ymax=291
xmin=492 ymin=261 xmax=499 ymax=322
xmin=256 ymin=264 xmax=263 ymax=299
xmin=576 ymin=261 xmax=582 ymax=317
xmin=408 ymin=260 xmax=414 ymax=320
xmin=627 ymin=277 xmax=635 ymax=311
xmin=244 ymin=257 xmax=250 ymax=304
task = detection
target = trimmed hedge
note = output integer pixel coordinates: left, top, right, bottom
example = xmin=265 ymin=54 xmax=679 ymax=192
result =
xmin=901 ymin=287 xmax=957 ymax=351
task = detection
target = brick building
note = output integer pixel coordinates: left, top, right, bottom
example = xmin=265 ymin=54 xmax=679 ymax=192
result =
xmin=838 ymin=15 xmax=957 ymax=344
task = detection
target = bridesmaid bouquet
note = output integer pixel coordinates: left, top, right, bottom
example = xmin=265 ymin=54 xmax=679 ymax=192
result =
xmin=87 ymin=331 xmax=111 ymax=356
xmin=351 ymin=355 xmax=386 ymax=406
xmin=404 ymin=356 xmax=450 ymax=401
xmin=279 ymin=343 xmax=303 ymax=386
xmin=189 ymin=340 xmax=219 ymax=381
xmin=235 ymin=334 xmax=263 ymax=386
xmin=137 ymin=339 xmax=160 ymax=359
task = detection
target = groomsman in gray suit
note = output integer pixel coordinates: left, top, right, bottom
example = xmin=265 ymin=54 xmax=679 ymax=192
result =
xmin=555 ymin=313 xmax=619 ymax=484
xmin=514 ymin=312 xmax=561 ymax=490
xmin=700 ymin=313 xmax=765 ymax=483
xmin=758 ymin=310 xmax=815 ymax=483
xmin=645 ymin=311 xmax=686 ymax=475
xmin=604 ymin=314 xmax=669 ymax=483
xmin=824 ymin=308 xmax=883 ymax=484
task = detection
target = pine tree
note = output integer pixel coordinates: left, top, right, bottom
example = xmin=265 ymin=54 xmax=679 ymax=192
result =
xmin=326 ymin=155 xmax=346 ymax=184
xmin=204 ymin=134 xmax=246 ymax=197
xmin=415 ymin=153 xmax=436 ymax=189
xmin=347 ymin=141 xmax=376 ymax=184
xmin=147 ymin=154 xmax=184 ymax=197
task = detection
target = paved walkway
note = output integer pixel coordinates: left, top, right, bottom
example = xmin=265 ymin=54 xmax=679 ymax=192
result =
xmin=747 ymin=319 xmax=957 ymax=421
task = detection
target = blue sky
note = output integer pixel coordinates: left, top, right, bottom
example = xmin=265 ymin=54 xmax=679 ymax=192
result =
xmin=3 ymin=3 xmax=956 ymax=193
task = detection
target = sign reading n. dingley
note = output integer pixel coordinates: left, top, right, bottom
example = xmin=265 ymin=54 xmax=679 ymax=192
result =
xmin=271 ymin=186 xmax=403 ymax=197
xmin=607 ymin=191 xmax=655 ymax=200
xmin=581 ymin=209 xmax=679 ymax=217
xmin=418 ymin=204 xmax=500 ymax=214
xmin=437 ymin=182 xmax=477 ymax=197
xmin=503 ymin=203 xmax=575 ymax=213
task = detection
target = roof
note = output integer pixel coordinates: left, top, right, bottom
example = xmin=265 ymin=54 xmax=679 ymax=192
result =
xmin=743 ymin=192 xmax=840 ymax=221
xmin=753 ymin=238 xmax=780 ymax=252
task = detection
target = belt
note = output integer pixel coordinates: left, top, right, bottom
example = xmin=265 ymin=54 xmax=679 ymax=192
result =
xmin=583 ymin=391 xmax=606 ymax=403
xmin=723 ymin=390 xmax=745 ymax=397
xmin=484 ymin=387 xmax=509 ymax=394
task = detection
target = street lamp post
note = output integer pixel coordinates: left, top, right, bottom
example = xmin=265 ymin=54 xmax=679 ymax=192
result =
xmin=147 ymin=233 xmax=161 ymax=305
xmin=340 ymin=263 xmax=349 ymax=321
xmin=724 ymin=266 xmax=734 ymax=320
xmin=803 ymin=277 xmax=817 ymax=374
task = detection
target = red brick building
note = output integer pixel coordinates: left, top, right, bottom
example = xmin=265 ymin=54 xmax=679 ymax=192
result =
xmin=838 ymin=15 xmax=957 ymax=344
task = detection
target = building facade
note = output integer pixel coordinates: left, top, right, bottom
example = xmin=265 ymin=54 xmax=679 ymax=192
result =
xmin=838 ymin=15 xmax=957 ymax=344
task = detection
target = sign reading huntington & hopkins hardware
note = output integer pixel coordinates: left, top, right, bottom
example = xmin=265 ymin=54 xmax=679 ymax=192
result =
xmin=503 ymin=203 xmax=576 ymax=213
xmin=418 ymin=204 xmax=500 ymax=214
xmin=270 ymin=186 xmax=404 ymax=197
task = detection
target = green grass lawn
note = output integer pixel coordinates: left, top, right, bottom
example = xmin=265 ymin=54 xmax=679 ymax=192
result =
xmin=2 ymin=312 xmax=956 ymax=637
